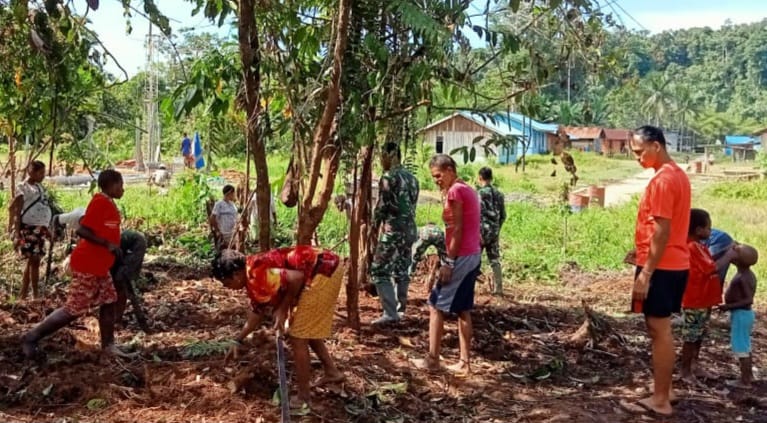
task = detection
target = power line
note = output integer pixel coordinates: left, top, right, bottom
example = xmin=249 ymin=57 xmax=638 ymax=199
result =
xmin=610 ymin=0 xmax=649 ymax=32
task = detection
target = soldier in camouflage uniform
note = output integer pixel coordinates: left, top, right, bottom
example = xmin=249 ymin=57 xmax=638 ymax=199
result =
xmin=477 ymin=167 xmax=506 ymax=295
xmin=370 ymin=142 xmax=419 ymax=325
xmin=409 ymin=222 xmax=447 ymax=276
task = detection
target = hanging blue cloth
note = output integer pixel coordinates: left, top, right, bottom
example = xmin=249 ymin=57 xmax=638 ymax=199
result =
xmin=193 ymin=131 xmax=206 ymax=170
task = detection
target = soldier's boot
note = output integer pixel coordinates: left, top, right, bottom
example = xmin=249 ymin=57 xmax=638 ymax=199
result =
xmin=372 ymin=281 xmax=400 ymax=325
xmin=491 ymin=262 xmax=503 ymax=296
xmin=21 ymin=308 xmax=77 ymax=358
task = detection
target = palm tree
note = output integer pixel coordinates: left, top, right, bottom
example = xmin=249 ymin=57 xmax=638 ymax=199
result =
xmin=639 ymin=72 xmax=674 ymax=127
xmin=671 ymin=85 xmax=700 ymax=151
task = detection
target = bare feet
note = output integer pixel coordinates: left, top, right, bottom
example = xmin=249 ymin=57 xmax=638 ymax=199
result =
xmin=637 ymin=396 xmax=673 ymax=416
xmin=103 ymin=344 xmax=139 ymax=358
xmin=313 ymin=372 xmax=345 ymax=387
xmin=411 ymin=355 xmax=440 ymax=371
xmin=446 ymin=359 xmax=471 ymax=377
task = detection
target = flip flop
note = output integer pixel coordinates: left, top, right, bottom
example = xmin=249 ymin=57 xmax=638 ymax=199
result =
xmin=619 ymin=399 xmax=673 ymax=417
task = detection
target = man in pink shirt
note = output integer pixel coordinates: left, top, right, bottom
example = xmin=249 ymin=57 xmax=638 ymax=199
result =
xmin=413 ymin=154 xmax=481 ymax=376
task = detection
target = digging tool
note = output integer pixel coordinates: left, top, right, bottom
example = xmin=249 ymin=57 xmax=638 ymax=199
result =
xmin=276 ymin=326 xmax=291 ymax=423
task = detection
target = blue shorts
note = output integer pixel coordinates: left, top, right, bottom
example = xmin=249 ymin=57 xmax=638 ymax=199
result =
xmin=731 ymin=309 xmax=755 ymax=358
xmin=429 ymin=254 xmax=480 ymax=314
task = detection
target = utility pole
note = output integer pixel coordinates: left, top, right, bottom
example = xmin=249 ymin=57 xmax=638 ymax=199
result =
xmin=137 ymin=23 xmax=162 ymax=172
xmin=567 ymin=57 xmax=571 ymax=104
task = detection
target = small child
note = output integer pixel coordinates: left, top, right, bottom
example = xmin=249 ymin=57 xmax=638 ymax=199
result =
xmin=680 ymin=209 xmax=735 ymax=381
xmin=210 ymin=184 xmax=238 ymax=251
xmin=9 ymin=161 xmax=52 ymax=299
xmin=719 ymin=243 xmax=759 ymax=387
xmin=21 ymin=170 xmax=135 ymax=358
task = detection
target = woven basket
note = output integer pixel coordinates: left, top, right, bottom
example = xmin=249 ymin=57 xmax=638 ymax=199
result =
xmin=289 ymin=264 xmax=345 ymax=339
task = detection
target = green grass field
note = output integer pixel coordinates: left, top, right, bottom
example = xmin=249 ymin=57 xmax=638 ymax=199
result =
xmin=1 ymin=149 xmax=765 ymax=296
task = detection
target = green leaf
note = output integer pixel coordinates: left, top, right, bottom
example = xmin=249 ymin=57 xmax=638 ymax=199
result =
xmin=511 ymin=0 xmax=521 ymax=12
xmin=86 ymin=398 xmax=108 ymax=410
xmin=469 ymin=147 xmax=476 ymax=162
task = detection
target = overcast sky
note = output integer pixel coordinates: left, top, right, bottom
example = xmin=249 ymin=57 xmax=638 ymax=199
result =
xmin=82 ymin=0 xmax=767 ymax=79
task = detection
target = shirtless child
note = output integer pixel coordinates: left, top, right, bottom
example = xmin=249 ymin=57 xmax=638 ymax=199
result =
xmin=718 ymin=244 xmax=758 ymax=387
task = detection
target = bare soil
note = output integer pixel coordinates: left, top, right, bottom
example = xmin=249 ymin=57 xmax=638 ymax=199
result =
xmin=1 ymin=259 xmax=766 ymax=423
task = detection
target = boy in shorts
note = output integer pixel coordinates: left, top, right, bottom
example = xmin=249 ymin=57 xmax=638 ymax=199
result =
xmin=21 ymin=170 xmax=135 ymax=358
xmin=680 ymin=209 xmax=736 ymax=381
xmin=718 ymin=244 xmax=758 ymax=387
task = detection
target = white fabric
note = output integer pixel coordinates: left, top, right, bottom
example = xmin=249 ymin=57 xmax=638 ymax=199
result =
xmin=57 ymin=208 xmax=86 ymax=231
xmin=212 ymin=200 xmax=238 ymax=236
xmin=17 ymin=182 xmax=52 ymax=227
xmin=151 ymin=169 xmax=171 ymax=186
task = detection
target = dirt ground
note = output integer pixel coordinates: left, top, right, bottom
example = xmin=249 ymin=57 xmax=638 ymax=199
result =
xmin=1 ymin=260 xmax=766 ymax=423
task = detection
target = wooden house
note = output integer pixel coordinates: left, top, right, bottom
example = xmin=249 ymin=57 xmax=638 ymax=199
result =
xmin=418 ymin=112 xmax=524 ymax=163
xmin=753 ymin=127 xmax=767 ymax=147
xmin=602 ymin=129 xmax=632 ymax=157
xmin=562 ymin=127 xmax=605 ymax=153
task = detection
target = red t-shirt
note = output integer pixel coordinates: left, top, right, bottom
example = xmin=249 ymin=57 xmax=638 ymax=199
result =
xmin=634 ymin=162 xmax=691 ymax=271
xmin=70 ymin=193 xmax=121 ymax=276
xmin=682 ymin=240 xmax=722 ymax=308
xmin=442 ymin=181 xmax=481 ymax=257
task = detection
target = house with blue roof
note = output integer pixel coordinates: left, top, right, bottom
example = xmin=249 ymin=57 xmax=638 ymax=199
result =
xmin=724 ymin=135 xmax=760 ymax=161
xmin=418 ymin=111 xmax=562 ymax=164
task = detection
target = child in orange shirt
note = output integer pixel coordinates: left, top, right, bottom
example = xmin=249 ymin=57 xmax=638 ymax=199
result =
xmin=21 ymin=170 xmax=135 ymax=359
xmin=680 ymin=209 xmax=736 ymax=381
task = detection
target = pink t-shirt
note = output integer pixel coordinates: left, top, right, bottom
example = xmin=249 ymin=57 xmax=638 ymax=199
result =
xmin=442 ymin=180 xmax=481 ymax=257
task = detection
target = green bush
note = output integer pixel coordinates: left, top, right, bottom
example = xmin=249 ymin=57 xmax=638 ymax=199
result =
xmin=707 ymin=180 xmax=767 ymax=201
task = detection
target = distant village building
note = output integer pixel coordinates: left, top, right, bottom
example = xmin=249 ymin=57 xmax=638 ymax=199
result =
xmin=753 ymin=127 xmax=767 ymax=148
xmin=562 ymin=127 xmax=605 ymax=153
xmin=724 ymin=135 xmax=760 ymax=161
xmin=602 ymin=129 xmax=632 ymax=157
xmin=419 ymin=111 xmax=560 ymax=164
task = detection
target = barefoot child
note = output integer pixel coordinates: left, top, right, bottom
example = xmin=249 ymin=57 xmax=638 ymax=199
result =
xmin=21 ymin=170 xmax=135 ymax=358
xmin=212 ymin=246 xmax=345 ymax=407
xmin=680 ymin=209 xmax=736 ymax=381
xmin=718 ymin=244 xmax=758 ymax=387
xmin=8 ymin=161 xmax=52 ymax=299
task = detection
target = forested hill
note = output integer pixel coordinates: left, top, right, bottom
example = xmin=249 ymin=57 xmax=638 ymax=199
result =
xmin=489 ymin=18 xmax=767 ymax=141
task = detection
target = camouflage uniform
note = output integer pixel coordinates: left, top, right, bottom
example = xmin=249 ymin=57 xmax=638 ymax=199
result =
xmin=370 ymin=165 xmax=419 ymax=322
xmin=409 ymin=223 xmax=447 ymax=275
xmin=478 ymin=183 xmax=506 ymax=294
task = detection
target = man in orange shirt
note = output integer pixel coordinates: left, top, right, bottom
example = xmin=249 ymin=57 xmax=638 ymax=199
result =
xmin=629 ymin=126 xmax=691 ymax=416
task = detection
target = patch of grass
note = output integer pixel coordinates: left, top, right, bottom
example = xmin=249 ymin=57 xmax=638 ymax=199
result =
xmin=498 ymin=201 xmax=636 ymax=282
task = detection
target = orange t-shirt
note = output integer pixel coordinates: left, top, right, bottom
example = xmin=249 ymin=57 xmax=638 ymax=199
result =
xmin=682 ymin=240 xmax=722 ymax=308
xmin=634 ymin=162 xmax=691 ymax=271
xmin=69 ymin=193 xmax=121 ymax=276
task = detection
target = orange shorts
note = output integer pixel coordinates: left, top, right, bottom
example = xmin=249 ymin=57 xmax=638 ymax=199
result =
xmin=64 ymin=272 xmax=117 ymax=316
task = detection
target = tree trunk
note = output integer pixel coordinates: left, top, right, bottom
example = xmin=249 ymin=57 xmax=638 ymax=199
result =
xmin=9 ymin=135 xmax=16 ymax=200
xmin=346 ymin=146 xmax=374 ymax=330
xmin=295 ymin=0 xmax=352 ymax=245
xmin=238 ymin=0 xmax=270 ymax=250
